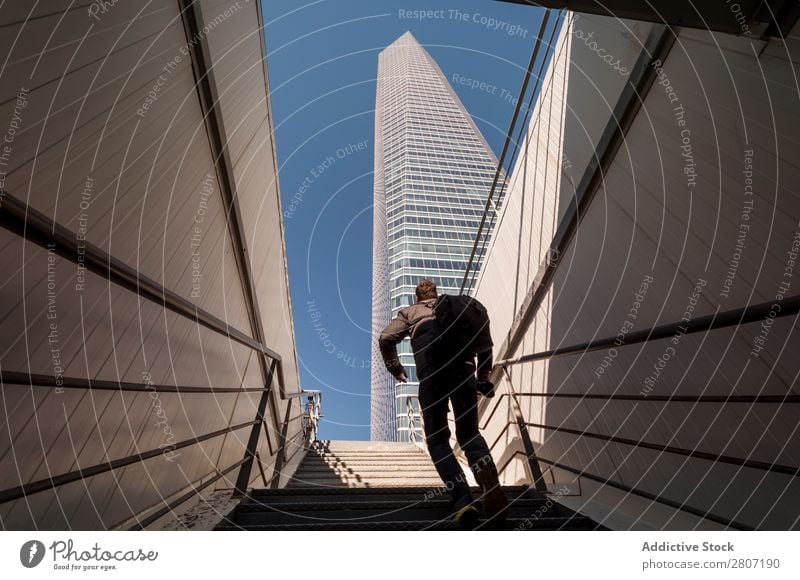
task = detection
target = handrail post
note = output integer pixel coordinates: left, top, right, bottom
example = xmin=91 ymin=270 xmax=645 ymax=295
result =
xmin=502 ymin=367 xmax=548 ymax=492
xmin=234 ymin=359 xmax=279 ymax=496
xmin=406 ymin=395 xmax=425 ymax=449
xmin=269 ymin=393 xmax=295 ymax=489
xmin=302 ymin=391 xmax=322 ymax=444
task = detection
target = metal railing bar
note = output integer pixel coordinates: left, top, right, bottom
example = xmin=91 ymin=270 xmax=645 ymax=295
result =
xmin=282 ymin=433 xmax=308 ymax=467
xmin=0 ymin=190 xmax=281 ymax=361
xmin=234 ymin=359 xmax=277 ymax=495
xmin=254 ymin=451 xmax=268 ymax=487
xmin=499 ymin=294 xmax=800 ymax=367
xmin=513 ymin=392 xmax=800 ymax=403
xmin=126 ymin=458 xmax=245 ymax=530
xmin=480 ymin=390 xmax=798 ymax=432
xmin=486 ymin=418 xmax=516 ymax=454
xmin=525 ymin=421 xmax=800 ymax=477
xmin=0 ymin=420 xmax=256 ymax=504
xmin=266 ymin=396 xmax=295 ymax=490
xmin=480 ymin=393 xmax=510 ymax=430
xmin=496 ymin=448 xmax=542 ymax=478
xmin=1 ymin=370 xmax=273 ymax=394
xmin=175 ymin=0 xmax=303 ymax=498
xmin=502 ymin=368 xmax=547 ymax=490
xmin=533 ymin=454 xmax=753 ymax=530
xmin=460 ymin=9 xmax=553 ymax=294
xmin=248 ymin=432 xmax=306 ymax=493
xmin=489 ymin=24 xmax=675 ymax=383
xmin=177 ymin=3 xmax=291 ymax=425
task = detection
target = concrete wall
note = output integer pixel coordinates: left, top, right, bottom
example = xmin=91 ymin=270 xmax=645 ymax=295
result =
xmin=0 ymin=0 xmax=305 ymax=529
xmin=474 ymin=13 xmax=799 ymax=530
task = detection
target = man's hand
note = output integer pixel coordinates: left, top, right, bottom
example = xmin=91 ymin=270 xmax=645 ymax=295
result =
xmin=476 ymin=379 xmax=495 ymax=398
xmin=386 ymin=360 xmax=408 ymax=382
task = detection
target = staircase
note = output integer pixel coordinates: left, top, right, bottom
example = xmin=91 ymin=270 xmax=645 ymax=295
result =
xmin=216 ymin=441 xmax=604 ymax=530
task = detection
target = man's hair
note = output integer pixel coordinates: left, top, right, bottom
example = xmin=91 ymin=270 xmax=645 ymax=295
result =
xmin=415 ymin=279 xmax=438 ymax=301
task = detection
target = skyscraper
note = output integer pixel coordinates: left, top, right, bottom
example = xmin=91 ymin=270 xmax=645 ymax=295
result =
xmin=370 ymin=32 xmax=504 ymax=441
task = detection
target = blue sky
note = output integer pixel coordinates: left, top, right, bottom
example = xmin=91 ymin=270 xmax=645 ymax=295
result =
xmin=262 ymin=0 xmax=545 ymax=440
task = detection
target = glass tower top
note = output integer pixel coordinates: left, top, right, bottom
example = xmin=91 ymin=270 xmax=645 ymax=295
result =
xmin=370 ymin=32 xmax=504 ymax=441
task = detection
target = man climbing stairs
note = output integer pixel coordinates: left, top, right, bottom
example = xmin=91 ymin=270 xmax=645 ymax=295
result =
xmin=215 ymin=440 xmax=604 ymax=530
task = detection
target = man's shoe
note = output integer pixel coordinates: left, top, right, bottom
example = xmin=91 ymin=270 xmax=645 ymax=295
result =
xmin=450 ymin=495 xmax=479 ymax=527
xmin=473 ymin=456 xmax=509 ymax=523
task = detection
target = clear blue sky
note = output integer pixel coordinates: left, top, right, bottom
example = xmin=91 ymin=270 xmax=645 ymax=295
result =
xmin=262 ymin=0 xmax=545 ymax=440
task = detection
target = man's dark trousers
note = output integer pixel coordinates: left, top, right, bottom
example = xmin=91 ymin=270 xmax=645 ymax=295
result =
xmin=417 ymin=360 xmax=491 ymax=499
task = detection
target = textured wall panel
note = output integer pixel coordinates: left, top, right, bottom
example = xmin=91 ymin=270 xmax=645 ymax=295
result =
xmin=0 ymin=0 xmax=305 ymax=529
xmin=475 ymin=13 xmax=799 ymax=529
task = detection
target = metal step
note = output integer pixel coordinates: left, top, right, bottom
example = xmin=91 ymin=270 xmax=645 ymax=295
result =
xmin=288 ymin=473 xmax=443 ymax=480
xmin=216 ymin=459 xmax=606 ymax=529
xmin=293 ymin=465 xmax=439 ymax=474
xmin=216 ymin=516 xmax=601 ymax=531
xmin=286 ymin=479 xmax=446 ymax=488
xmin=300 ymin=457 xmax=435 ymax=464
xmin=246 ymin=488 xmax=461 ymax=504
xmin=232 ymin=497 xmax=570 ymax=525
xmin=216 ymin=440 xmax=607 ymax=530
xmin=295 ymin=465 xmax=438 ymax=473
xmin=306 ymin=451 xmax=429 ymax=459
xmin=249 ymin=484 xmax=537 ymax=499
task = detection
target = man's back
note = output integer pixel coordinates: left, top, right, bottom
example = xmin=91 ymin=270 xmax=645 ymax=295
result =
xmin=376 ymin=279 xmax=508 ymax=525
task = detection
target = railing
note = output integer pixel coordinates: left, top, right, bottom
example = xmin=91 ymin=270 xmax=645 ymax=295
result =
xmin=0 ymin=189 xmax=311 ymax=527
xmin=287 ymin=390 xmax=322 ymax=444
xmin=455 ymin=14 xmax=798 ymax=530
xmin=485 ymin=293 xmax=800 ymax=530
xmin=405 ymin=395 xmax=425 ymax=450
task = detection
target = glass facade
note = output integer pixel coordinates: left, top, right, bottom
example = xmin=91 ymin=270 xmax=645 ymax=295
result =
xmin=370 ymin=32 xmax=504 ymax=441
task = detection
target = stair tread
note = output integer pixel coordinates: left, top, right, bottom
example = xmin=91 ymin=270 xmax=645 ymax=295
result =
xmin=306 ymin=460 xmax=431 ymax=464
xmin=251 ymin=485 xmax=541 ymax=496
xmin=239 ymin=496 xmax=551 ymax=509
xmin=295 ymin=463 xmax=437 ymax=468
xmin=287 ymin=477 xmax=444 ymax=489
xmin=292 ymin=469 xmax=439 ymax=476
xmin=216 ymin=442 xmax=603 ymax=530
xmin=309 ymin=453 xmax=428 ymax=458
xmin=216 ymin=517 xmax=599 ymax=531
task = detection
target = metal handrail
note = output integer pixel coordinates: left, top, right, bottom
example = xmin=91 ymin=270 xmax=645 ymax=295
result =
xmin=510 ymin=392 xmax=800 ymax=404
xmin=486 ymin=293 xmax=800 ymax=522
xmin=459 ymin=9 xmax=554 ymax=294
xmin=488 ymin=294 xmax=800 ymax=484
xmin=485 ymin=24 xmax=675 ymax=385
xmin=0 ymin=189 xmax=304 ymax=517
xmin=0 ymin=371 xmax=275 ymax=394
xmin=497 ymin=293 xmax=800 ymax=368
xmin=498 ymin=447 xmax=753 ymax=530
xmin=501 ymin=368 xmax=548 ymax=491
xmin=487 ymin=295 xmax=800 ymax=518
xmin=0 ymin=190 xmax=281 ymax=362
xmin=457 ymin=19 xmax=794 ymax=529
xmin=481 ymin=390 xmax=799 ymax=432
xmin=0 ymin=420 xmax=257 ymax=504
xmin=405 ymin=395 xmax=425 ymax=450
xmin=305 ymin=396 xmax=321 ymax=443
xmin=524 ymin=420 xmax=800 ymax=476
xmin=0 ymin=0 xmax=306 ymax=525
xmin=286 ymin=390 xmax=323 ymax=444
